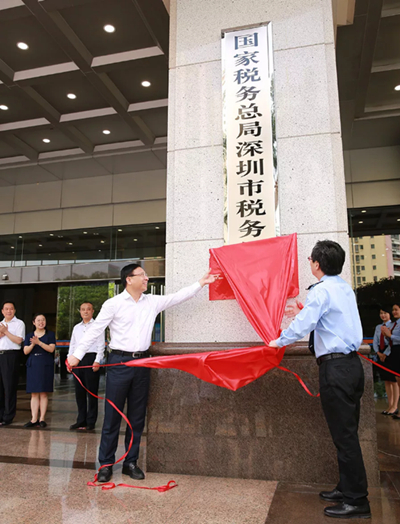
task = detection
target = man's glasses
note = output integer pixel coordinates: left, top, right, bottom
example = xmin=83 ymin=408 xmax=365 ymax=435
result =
xmin=128 ymin=272 xmax=148 ymax=279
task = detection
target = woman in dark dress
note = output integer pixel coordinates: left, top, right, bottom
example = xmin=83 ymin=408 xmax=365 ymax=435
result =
xmin=23 ymin=314 xmax=56 ymax=428
xmin=386 ymin=302 xmax=400 ymax=420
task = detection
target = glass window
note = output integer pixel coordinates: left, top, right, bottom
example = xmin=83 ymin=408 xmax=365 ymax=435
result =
xmin=371 ymin=244 xmax=375 ymax=249
xmin=356 ymin=255 xmax=360 ymax=262
xmin=373 ymin=276 xmax=378 ymax=282
xmin=0 ymin=223 xmax=166 ymax=268
xmin=360 ymin=245 xmax=364 ymax=250
xmin=362 ymin=277 xmax=366 ymax=282
xmin=357 ymin=277 xmax=361 ymax=284
xmin=373 ymin=265 xmax=377 ymax=270
xmin=372 ymin=254 xmax=376 ymax=259
xmin=361 ymin=255 xmax=364 ymax=260
xmin=361 ymin=266 xmax=365 ymax=270
xmin=355 ymin=245 xmax=359 ymax=253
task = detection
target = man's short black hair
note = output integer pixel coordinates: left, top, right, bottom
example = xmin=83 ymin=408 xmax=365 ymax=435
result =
xmin=80 ymin=301 xmax=94 ymax=309
xmin=310 ymin=240 xmax=345 ymax=276
xmin=1 ymin=301 xmax=16 ymax=311
xmin=121 ymin=263 xmax=142 ymax=288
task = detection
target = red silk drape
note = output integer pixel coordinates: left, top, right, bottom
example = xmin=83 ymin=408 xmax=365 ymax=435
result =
xmin=124 ymin=234 xmax=299 ymax=391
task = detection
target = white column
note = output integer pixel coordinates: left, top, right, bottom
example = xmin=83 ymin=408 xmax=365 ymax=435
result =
xmin=166 ymin=0 xmax=349 ymax=343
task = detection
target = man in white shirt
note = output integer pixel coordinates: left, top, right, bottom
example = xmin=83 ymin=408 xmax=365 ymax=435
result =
xmin=68 ymin=302 xmax=105 ymax=431
xmin=68 ymin=263 xmax=218 ymax=483
xmin=0 ymin=301 xmax=25 ymax=426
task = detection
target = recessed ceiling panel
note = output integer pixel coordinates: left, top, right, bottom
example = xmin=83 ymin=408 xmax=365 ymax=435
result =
xmin=0 ymin=14 xmax=71 ymax=71
xmin=31 ymin=71 xmax=109 ymax=114
xmin=366 ymin=70 xmax=400 ymax=109
xmin=137 ymin=107 xmax=167 ymax=138
xmin=107 ymin=56 xmax=168 ymax=103
xmin=15 ymin=127 xmax=77 ymax=153
xmin=73 ymin=114 xmax=138 ymax=143
xmin=60 ymin=0 xmax=154 ymax=57
xmin=0 ymin=85 xmax=48 ymax=123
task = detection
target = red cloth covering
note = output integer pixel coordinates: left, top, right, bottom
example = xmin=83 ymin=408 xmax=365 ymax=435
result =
xmin=124 ymin=234 xmax=299 ymax=391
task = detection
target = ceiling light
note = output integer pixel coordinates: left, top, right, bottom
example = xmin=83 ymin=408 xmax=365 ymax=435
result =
xmin=155 ymin=226 xmax=160 ymax=229
xmin=141 ymin=80 xmax=151 ymax=87
xmin=98 ymin=250 xmax=102 ymax=252
xmin=68 ymin=243 xmax=73 ymax=245
xmin=67 ymin=93 xmax=76 ymax=99
xmin=103 ymin=24 xmax=115 ymax=33
xmin=133 ymin=239 xmax=138 ymax=242
xmin=361 ymin=210 xmax=366 ymax=213
xmin=18 ymin=236 xmax=22 ymax=239
xmin=100 ymin=240 xmax=105 ymax=243
xmin=49 ymin=234 xmax=54 ymax=236
xmin=358 ymin=221 xmax=363 ymax=224
xmin=10 ymin=246 xmax=14 ymax=249
xmin=0 ymin=105 xmax=8 ymax=110
xmin=395 ymin=85 xmax=400 ymax=91
xmin=38 ymin=244 xmax=42 ymax=247
xmin=17 ymin=42 xmax=29 ymax=50
xmin=102 ymin=129 xmax=111 ymax=135
xmin=118 ymin=229 xmax=122 ymax=232
xmin=43 ymin=138 xmax=50 ymax=143
xmin=397 ymin=219 xmax=400 ymax=222
xmin=83 ymin=231 xmax=87 ymax=234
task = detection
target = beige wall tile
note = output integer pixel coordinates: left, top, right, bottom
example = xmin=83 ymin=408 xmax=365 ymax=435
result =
xmin=62 ymin=205 xmax=113 ymax=229
xmin=113 ymin=200 xmax=166 ymax=225
xmin=61 ymin=175 xmax=113 ymax=208
xmin=112 ymin=170 xmax=166 ymax=203
xmin=0 ymin=213 xmax=15 ymax=234
xmin=14 ymin=181 xmax=62 ymax=213
xmin=15 ymin=210 xmax=62 ymax=233
xmin=0 ymin=187 xmax=15 ymax=214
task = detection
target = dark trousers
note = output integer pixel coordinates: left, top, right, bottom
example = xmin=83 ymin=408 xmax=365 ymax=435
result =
xmin=99 ymin=352 xmax=150 ymax=466
xmin=0 ymin=351 xmax=20 ymax=423
xmin=73 ymin=353 xmax=100 ymax=426
xmin=319 ymin=353 xmax=368 ymax=506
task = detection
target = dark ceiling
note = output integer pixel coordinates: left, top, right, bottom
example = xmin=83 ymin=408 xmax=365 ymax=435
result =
xmin=337 ymin=0 xmax=400 ymax=150
xmin=0 ymin=0 xmax=169 ymax=168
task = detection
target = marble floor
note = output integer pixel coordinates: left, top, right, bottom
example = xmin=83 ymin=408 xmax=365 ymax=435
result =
xmin=0 ymin=379 xmax=399 ymax=524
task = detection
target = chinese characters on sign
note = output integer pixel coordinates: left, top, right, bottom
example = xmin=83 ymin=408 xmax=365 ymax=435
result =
xmin=222 ymin=25 xmax=278 ymax=244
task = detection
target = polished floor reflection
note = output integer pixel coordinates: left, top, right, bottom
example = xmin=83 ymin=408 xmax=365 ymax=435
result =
xmin=266 ymin=398 xmax=400 ymax=524
xmin=0 ymin=377 xmax=277 ymax=524
xmin=1 ymin=380 xmax=400 ymax=523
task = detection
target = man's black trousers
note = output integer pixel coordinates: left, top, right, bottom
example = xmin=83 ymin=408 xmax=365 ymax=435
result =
xmin=319 ymin=353 xmax=368 ymax=506
xmin=0 ymin=351 xmax=20 ymax=424
xmin=99 ymin=351 xmax=150 ymax=466
xmin=73 ymin=353 xmax=100 ymax=426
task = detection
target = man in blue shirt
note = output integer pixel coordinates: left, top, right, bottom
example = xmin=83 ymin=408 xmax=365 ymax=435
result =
xmin=269 ymin=240 xmax=370 ymax=519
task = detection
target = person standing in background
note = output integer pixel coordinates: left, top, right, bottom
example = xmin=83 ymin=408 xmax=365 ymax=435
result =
xmin=0 ymin=301 xmax=25 ymax=427
xmin=68 ymin=302 xmax=105 ymax=431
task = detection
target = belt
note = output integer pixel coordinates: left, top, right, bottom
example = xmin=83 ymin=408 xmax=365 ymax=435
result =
xmin=0 ymin=350 xmax=20 ymax=355
xmin=111 ymin=349 xmax=150 ymax=359
xmin=316 ymin=351 xmax=357 ymax=366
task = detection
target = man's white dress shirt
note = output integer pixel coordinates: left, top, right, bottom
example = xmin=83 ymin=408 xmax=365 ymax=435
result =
xmin=73 ymin=282 xmax=201 ymax=361
xmin=68 ymin=318 xmax=105 ymax=363
xmin=0 ymin=316 xmax=25 ymax=350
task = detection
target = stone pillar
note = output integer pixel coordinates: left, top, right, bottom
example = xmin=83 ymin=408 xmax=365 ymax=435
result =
xmin=147 ymin=1 xmax=379 ymax=486
xmin=166 ymin=0 xmax=349 ymax=341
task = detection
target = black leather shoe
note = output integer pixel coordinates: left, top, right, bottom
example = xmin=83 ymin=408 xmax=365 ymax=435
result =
xmin=97 ymin=466 xmax=113 ymax=483
xmin=70 ymin=422 xmax=86 ymax=430
xmin=23 ymin=420 xmax=39 ymax=428
xmin=38 ymin=421 xmax=47 ymax=428
xmin=324 ymin=502 xmax=371 ymax=519
xmin=85 ymin=424 xmax=95 ymax=431
xmin=319 ymin=488 xmax=343 ymax=501
xmin=122 ymin=462 xmax=145 ymax=480
xmin=0 ymin=420 xmax=12 ymax=426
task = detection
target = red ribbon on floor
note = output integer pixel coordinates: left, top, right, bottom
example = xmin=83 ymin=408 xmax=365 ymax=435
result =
xmin=68 ymin=362 xmax=178 ymax=493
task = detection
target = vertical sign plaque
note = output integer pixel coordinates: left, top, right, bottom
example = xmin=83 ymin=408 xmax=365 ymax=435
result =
xmin=222 ymin=24 xmax=278 ymax=244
